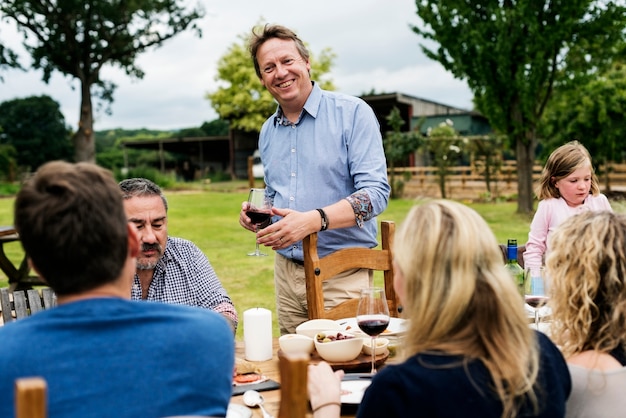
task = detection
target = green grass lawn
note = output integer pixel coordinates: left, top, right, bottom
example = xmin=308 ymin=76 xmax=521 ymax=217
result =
xmin=0 ymin=185 xmax=542 ymax=340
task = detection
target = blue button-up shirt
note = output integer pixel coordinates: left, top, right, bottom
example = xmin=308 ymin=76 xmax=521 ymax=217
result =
xmin=259 ymin=82 xmax=390 ymax=260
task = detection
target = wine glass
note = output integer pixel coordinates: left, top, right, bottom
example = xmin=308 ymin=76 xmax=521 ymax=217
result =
xmin=246 ymin=188 xmax=272 ymax=257
xmin=356 ymin=287 xmax=390 ymax=374
xmin=524 ymin=267 xmax=549 ymax=330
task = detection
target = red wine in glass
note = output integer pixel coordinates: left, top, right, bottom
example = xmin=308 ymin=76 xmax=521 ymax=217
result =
xmin=524 ymin=295 xmax=549 ymax=309
xmin=246 ymin=188 xmax=271 ymax=257
xmin=357 ymin=317 xmax=390 ymax=336
xmin=524 ymin=267 xmax=548 ymax=330
xmin=245 ymin=211 xmax=271 ymax=226
xmin=356 ymin=287 xmax=390 ymax=374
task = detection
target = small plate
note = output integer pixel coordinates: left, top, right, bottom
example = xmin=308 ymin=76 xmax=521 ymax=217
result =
xmin=340 ymin=374 xmax=372 ymax=405
xmin=336 ymin=317 xmax=408 ymax=336
xmin=226 ymin=403 xmax=252 ymax=418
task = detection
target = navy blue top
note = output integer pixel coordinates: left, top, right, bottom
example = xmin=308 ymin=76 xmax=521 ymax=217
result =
xmin=358 ymin=331 xmax=571 ymax=417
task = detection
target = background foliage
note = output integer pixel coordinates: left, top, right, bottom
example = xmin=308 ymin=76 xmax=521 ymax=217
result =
xmin=1 ymin=0 xmax=204 ymax=162
xmin=0 ymin=95 xmax=72 ymax=173
xmin=412 ymin=0 xmax=626 ymax=214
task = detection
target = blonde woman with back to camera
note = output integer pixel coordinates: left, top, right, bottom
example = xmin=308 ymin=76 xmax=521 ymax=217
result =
xmin=547 ymin=210 xmax=626 ymax=418
xmin=307 ymin=200 xmax=571 ymax=418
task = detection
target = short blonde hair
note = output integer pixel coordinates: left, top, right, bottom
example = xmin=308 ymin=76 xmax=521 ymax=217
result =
xmin=536 ymin=140 xmax=600 ymax=200
xmin=394 ymin=200 xmax=539 ymax=417
xmin=547 ymin=210 xmax=626 ymax=358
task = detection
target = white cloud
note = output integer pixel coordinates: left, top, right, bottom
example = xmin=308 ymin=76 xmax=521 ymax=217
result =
xmin=0 ymin=0 xmax=474 ymax=131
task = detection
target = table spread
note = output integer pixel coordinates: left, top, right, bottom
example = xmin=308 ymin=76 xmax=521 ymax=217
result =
xmin=231 ymin=338 xmax=386 ymax=417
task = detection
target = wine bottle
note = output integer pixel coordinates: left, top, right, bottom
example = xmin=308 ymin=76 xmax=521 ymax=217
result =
xmin=504 ymin=239 xmax=525 ymax=297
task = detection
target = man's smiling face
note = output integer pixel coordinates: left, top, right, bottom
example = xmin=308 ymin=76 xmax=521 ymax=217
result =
xmin=257 ymin=37 xmax=312 ymax=110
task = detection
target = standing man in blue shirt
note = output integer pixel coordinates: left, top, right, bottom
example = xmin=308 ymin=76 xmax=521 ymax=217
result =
xmin=239 ymin=24 xmax=390 ymax=335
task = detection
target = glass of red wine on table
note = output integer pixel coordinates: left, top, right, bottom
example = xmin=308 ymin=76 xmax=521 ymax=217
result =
xmin=524 ymin=267 xmax=549 ymax=330
xmin=246 ymin=188 xmax=272 ymax=257
xmin=357 ymin=287 xmax=390 ymax=374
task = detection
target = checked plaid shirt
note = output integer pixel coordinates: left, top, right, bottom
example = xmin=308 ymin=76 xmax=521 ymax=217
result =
xmin=131 ymin=236 xmax=238 ymax=332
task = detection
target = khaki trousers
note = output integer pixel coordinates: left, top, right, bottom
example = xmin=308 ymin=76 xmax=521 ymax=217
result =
xmin=274 ymin=254 xmax=372 ymax=335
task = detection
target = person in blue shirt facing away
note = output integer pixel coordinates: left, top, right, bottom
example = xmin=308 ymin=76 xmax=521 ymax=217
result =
xmin=239 ymin=24 xmax=391 ymax=335
xmin=0 ymin=161 xmax=234 ymax=418
xmin=308 ymin=200 xmax=571 ymax=418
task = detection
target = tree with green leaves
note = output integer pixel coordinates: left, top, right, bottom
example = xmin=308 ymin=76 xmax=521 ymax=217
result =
xmin=0 ymin=95 xmax=72 ymax=171
xmin=468 ymin=135 xmax=505 ymax=197
xmin=207 ymin=28 xmax=336 ymax=132
xmin=0 ymin=39 xmax=20 ymax=81
xmin=413 ymin=0 xmax=626 ymax=213
xmin=0 ymin=0 xmax=204 ymax=163
xmin=540 ymin=61 xmax=626 ymax=191
xmin=384 ymin=107 xmax=422 ymax=199
xmin=424 ymin=120 xmax=465 ymax=199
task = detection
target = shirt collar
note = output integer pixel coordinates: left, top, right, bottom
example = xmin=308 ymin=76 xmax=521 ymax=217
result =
xmin=273 ymin=81 xmax=321 ymax=126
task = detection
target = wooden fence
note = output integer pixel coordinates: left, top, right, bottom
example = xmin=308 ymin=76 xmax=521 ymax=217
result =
xmin=391 ymin=162 xmax=626 ymax=200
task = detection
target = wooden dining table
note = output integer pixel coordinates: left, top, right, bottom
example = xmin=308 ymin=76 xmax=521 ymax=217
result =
xmin=230 ymin=338 xmax=386 ymax=417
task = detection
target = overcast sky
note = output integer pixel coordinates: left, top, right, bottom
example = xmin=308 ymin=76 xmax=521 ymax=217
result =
xmin=0 ymin=0 xmax=474 ymax=131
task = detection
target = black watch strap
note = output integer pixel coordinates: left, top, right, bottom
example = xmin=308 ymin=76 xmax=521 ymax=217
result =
xmin=316 ymin=208 xmax=329 ymax=231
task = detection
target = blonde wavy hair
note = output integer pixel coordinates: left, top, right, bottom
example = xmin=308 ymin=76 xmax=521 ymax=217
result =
xmin=536 ymin=140 xmax=600 ymax=200
xmin=394 ymin=200 xmax=540 ymax=417
xmin=547 ymin=210 xmax=626 ymax=359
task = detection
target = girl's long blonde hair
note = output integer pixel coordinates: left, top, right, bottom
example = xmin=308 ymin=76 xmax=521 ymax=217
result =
xmin=547 ymin=210 xmax=626 ymax=359
xmin=536 ymin=140 xmax=600 ymax=200
xmin=394 ymin=200 xmax=540 ymax=418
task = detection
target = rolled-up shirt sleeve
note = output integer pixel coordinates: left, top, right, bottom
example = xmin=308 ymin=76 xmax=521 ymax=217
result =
xmin=190 ymin=245 xmax=239 ymax=332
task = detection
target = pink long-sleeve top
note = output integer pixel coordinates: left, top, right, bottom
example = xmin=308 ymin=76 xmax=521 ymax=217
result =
xmin=525 ymin=194 xmax=612 ymax=271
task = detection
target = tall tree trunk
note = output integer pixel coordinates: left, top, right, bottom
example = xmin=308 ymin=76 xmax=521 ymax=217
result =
xmin=515 ymin=131 xmax=536 ymax=214
xmin=73 ymin=81 xmax=95 ymax=163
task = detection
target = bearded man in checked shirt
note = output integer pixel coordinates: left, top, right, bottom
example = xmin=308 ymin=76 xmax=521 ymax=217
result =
xmin=120 ymin=178 xmax=238 ymax=333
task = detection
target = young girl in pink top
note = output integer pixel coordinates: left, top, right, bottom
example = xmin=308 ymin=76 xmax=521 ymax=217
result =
xmin=525 ymin=141 xmax=612 ymax=272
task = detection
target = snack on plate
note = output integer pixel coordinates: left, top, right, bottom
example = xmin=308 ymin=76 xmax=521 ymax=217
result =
xmin=233 ymin=357 xmax=267 ymax=386
xmin=235 ymin=357 xmax=260 ymax=375
xmin=315 ymin=332 xmax=354 ymax=343
xmin=233 ymin=372 xmax=264 ymax=384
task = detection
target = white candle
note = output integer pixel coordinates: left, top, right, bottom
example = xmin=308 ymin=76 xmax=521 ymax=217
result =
xmin=243 ymin=307 xmax=273 ymax=361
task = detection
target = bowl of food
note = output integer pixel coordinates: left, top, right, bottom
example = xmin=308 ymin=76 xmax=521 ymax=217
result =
xmin=295 ymin=319 xmax=342 ymax=339
xmin=314 ymin=330 xmax=363 ymax=363
xmin=279 ymin=333 xmax=314 ymax=355
xmin=362 ymin=337 xmax=389 ymax=356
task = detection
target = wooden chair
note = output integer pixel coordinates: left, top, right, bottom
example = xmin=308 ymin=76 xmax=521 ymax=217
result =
xmin=1 ymin=288 xmax=57 ymax=323
xmin=15 ymin=377 xmax=47 ymax=418
xmin=303 ymin=220 xmax=399 ymax=320
xmin=278 ymin=352 xmax=309 ymax=418
xmin=499 ymin=244 xmax=526 ymax=269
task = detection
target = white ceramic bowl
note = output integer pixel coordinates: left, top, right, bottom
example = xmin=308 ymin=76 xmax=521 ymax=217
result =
xmin=279 ymin=334 xmax=314 ymax=354
xmin=295 ymin=319 xmax=342 ymax=339
xmin=314 ymin=330 xmax=363 ymax=363
xmin=362 ymin=337 xmax=389 ymax=356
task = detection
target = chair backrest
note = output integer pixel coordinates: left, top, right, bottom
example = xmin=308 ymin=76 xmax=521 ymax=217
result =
xmin=0 ymin=288 xmax=57 ymax=323
xmin=303 ymin=220 xmax=399 ymax=320
xmin=499 ymin=244 xmax=526 ymax=269
xmin=278 ymin=352 xmax=309 ymax=418
xmin=15 ymin=377 xmax=48 ymax=418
